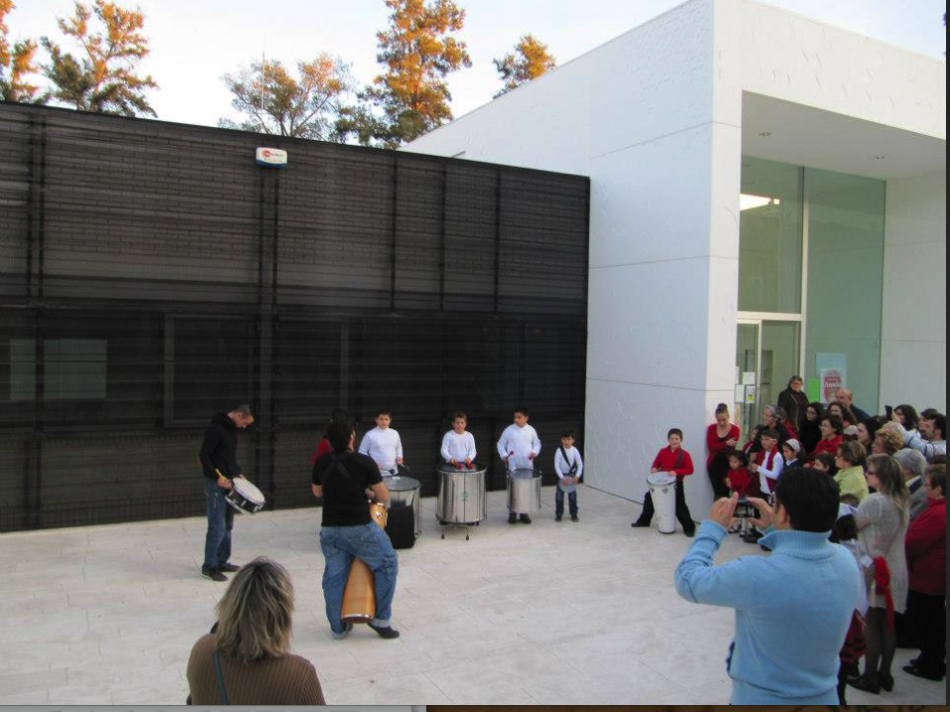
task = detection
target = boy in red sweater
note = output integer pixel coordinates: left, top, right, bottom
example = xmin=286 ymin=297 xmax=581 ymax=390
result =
xmin=631 ymin=428 xmax=696 ymax=537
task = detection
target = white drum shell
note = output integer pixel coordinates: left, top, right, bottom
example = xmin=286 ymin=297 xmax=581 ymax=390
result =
xmin=647 ymin=473 xmax=676 ymax=534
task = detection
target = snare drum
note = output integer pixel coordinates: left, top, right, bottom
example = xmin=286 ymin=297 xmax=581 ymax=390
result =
xmin=225 ymin=477 xmax=266 ymax=515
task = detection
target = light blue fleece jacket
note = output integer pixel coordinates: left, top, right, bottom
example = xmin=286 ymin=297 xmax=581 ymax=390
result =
xmin=675 ymin=520 xmax=862 ymax=705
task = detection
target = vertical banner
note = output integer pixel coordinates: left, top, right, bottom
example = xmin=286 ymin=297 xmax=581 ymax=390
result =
xmin=816 ymin=353 xmax=848 ymax=404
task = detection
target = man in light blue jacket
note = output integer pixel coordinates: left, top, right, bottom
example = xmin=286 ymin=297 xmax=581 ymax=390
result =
xmin=675 ymin=467 xmax=862 ymax=705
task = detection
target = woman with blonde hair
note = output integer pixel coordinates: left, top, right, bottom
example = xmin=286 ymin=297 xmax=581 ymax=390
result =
xmin=187 ymin=557 xmax=326 ymax=705
xmin=848 ymin=455 xmax=910 ymax=695
xmin=872 ymin=424 xmax=905 ymax=457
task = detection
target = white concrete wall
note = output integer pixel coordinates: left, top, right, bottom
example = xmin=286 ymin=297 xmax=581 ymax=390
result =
xmin=739 ymin=0 xmax=946 ymax=140
xmin=407 ymin=0 xmax=739 ymax=517
xmin=880 ymin=171 xmax=947 ymax=414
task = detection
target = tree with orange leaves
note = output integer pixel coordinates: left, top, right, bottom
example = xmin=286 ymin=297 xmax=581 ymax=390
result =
xmin=493 ymin=34 xmax=556 ymax=98
xmin=343 ymin=0 xmax=471 ymax=148
xmin=0 ymin=0 xmax=43 ymax=103
xmin=41 ymin=0 xmax=158 ymax=117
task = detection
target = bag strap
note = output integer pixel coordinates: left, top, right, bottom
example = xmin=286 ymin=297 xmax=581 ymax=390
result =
xmin=212 ymin=650 xmax=230 ymax=705
xmin=330 ymin=452 xmax=371 ymax=502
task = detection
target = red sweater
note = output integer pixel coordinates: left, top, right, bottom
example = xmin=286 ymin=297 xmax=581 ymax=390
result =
xmin=810 ymin=435 xmax=843 ymax=460
xmin=652 ymin=446 xmax=694 ymax=478
xmin=310 ymin=437 xmax=332 ymax=467
xmin=905 ymin=497 xmax=946 ymax=596
xmin=727 ymin=467 xmax=756 ymax=497
xmin=706 ymin=423 xmax=740 ymax=469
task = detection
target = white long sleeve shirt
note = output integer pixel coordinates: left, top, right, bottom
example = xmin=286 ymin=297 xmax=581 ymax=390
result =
xmin=554 ymin=446 xmax=584 ymax=493
xmin=441 ymin=430 xmax=477 ymax=463
xmin=902 ymin=428 xmax=947 ymax=462
xmin=497 ymin=423 xmax=541 ymax=472
xmin=756 ymin=452 xmax=785 ymax=494
xmin=358 ymin=427 xmax=403 ymax=473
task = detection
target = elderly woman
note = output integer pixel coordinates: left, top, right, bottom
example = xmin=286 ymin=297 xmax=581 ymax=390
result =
xmin=848 ymin=455 xmax=910 ymax=695
xmin=894 ymin=448 xmax=929 ymax=521
xmin=903 ymin=464 xmax=946 ymax=682
xmin=187 ymin=558 xmax=326 ymax=705
xmin=763 ymin=405 xmax=796 ymax=442
xmin=810 ymin=415 xmax=845 ymax=460
xmin=777 ymin=375 xmax=810 ymax=432
xmin=873 ymin=425 xmax=905 ymax=458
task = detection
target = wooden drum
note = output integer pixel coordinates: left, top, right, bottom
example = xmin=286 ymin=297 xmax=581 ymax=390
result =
xmin=341 ymin=503 xmax=388 ymax=625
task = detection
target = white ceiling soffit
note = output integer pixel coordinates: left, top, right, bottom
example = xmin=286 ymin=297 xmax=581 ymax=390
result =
xmin=741 ymin=92 xmax=946 ymax=181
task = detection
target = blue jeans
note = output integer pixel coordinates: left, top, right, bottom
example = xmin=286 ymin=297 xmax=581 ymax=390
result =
xmin=555 ymin=487 xmax=578 ymax=517
xmin=320 ymin=523 xmax=399 ymax=636
xmin=203 ymin=479 xmax=235 ymax=570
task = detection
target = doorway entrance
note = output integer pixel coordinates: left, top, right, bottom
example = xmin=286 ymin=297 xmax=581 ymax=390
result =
xmin=735 ymin=317 xmax=802 ymax=435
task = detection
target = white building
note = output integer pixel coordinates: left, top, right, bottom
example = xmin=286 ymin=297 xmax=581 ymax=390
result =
xmin=405 ymin=0 xmax=947 ymax=514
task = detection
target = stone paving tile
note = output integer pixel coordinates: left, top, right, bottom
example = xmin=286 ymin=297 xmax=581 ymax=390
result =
xmin=0 ymin=485 xmax=946 ymax=705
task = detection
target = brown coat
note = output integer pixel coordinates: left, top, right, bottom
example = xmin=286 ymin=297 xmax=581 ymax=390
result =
xmin=186 ymin=633 xmax=325 ymax=705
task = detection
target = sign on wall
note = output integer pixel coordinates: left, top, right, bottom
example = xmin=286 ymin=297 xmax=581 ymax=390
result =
xmin=817 ymin=353 xmax=848 ymax=404
xmin=256 ymin=147 xmax=288 ymax=167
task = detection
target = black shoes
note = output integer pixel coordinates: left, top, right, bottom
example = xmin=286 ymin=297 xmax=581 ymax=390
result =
xmin=555 ymin=515 xmax=563 ymax=522
xmin=201 ymin=567 xmax=227 ymax=582
xmin=217 ymin=562 xmax=241 ymax=573
xmin=571 ymin=515 xmax=579 ymax=522
xmin=368 ymin=623 xmax=401 ymax=639
xmin=684 ymin=529 xmax=696 ymax=538
xmin=847 ymin=675 xmax=880 ymax=694
xmin=631 ymin=521 xmax=649 ymax=528
xmin=520 ymin=514 xmax=532 ymax=524
xmin=508 ymin=512 xmax=518 ymax=524
xmin=903 ymin=664 xmax=943 ymax=681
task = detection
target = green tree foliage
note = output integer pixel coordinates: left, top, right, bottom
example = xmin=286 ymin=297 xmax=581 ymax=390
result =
xmin=343 ymin=0 xmax=472 ymax=148
xmin=493 ymin=34 xmax=556 ymax=98
xmin=41 ymin=0 xmax=158 ymax=117
xmin=0 ymin=0 xmax=43 ymax=103
xmin=220 ymin=55 xmax=353 ymax=140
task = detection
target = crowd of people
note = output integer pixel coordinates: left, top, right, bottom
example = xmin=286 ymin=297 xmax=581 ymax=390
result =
xmin=187 ymin=385 xmax=945 ymax=705
xmin=689 ymin=380 xmax=946 ymax=703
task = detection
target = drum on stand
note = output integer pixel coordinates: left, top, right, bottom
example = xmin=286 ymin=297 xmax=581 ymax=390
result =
xmin=341 ymin=503 xmax=388 ymax=625
xmin=646 ymin=472 xmax=677 ymax=534
xmin=436 ymin=464 xmax=487 ymax=540
xmin=225 ymin=477 xmax=266 ymax=515
xmin=507 ymin=468 xmax=542 ymax=515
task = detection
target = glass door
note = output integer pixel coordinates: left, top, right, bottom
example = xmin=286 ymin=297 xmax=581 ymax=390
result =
xmin=736 ymin=321 xmax=761 ymax=436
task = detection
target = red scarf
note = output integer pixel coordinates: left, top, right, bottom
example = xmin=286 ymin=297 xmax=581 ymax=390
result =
xmin=872 ymin=556 xmax=895 ymax=630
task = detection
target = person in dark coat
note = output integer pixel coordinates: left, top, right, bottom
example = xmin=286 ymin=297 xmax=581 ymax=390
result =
xmin=778 ymin=376 xmax=810 ymax=433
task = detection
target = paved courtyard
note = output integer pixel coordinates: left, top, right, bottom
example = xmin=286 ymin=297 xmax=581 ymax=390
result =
xmin=0 ymin=485 xmax=945 ymax=705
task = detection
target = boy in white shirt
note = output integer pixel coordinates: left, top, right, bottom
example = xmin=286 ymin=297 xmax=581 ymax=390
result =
xmin=496 ymin=406 xmax=542 ymax=524
xmin=441 ymin=411 xmax=477 ymax=469
xmin=555 ymin=430 xmax=583 ymax=522
xmin=358 ymin=409 xmax=404 ymax=476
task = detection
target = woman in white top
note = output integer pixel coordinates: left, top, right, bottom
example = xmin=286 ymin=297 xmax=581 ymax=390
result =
xmin=848 ymin=454 xmax=910 ymax=695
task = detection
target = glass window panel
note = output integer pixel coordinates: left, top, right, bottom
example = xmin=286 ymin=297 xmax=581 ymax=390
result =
xmin=739 ymin=158 xmax=804 ymax=313
xmin=805 ymin=168 xmax=885 ymax=414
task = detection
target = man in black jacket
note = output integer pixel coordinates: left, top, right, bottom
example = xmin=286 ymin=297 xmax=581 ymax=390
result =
xmin=198 ymin=405 xmax=254 ymax=581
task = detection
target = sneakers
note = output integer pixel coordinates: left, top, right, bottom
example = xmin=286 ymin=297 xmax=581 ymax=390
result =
xmin=217 ymin=562 xmax=241 ymax=573
xmin=368 ymin=623 xmax=401 ymax=639
xmin=520 ymin=514 xmax=532 ymax=524
xmin=201 ymin=567 xmax=227 ymax=582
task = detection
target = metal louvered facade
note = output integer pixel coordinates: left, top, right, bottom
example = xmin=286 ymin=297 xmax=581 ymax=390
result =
xmin=0 ymin=103 xmax=589 ymax=532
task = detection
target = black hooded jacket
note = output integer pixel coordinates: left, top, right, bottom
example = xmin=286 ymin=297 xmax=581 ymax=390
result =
xmin=198 ymin=412 xmax=242 ymax=479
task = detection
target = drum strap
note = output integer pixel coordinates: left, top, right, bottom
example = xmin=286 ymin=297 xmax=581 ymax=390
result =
xmin=212 ymin=650 xmax=230 ymax=705
xmin=673 ymin=449 xmax=685 ymax=473
xmin=329 ymin=453 xmax=369 ymax=501
xmin=558 ymin=446 xmax=578 ymax=477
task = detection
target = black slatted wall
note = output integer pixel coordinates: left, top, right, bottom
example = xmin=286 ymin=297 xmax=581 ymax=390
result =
xmin=0 ymin=103 xmax=589 ymax=532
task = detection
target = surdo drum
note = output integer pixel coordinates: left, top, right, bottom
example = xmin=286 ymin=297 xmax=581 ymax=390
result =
xmin=341 ymin=503 xmax=388 ymax=624
xmin=506 ymin=468 xmax=542 ymax=515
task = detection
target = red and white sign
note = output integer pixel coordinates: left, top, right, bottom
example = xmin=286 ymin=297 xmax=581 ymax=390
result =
xmin=821 ymin=369 xmax=844 ymax=404
xmin=255 ymin=148 xmax=288 ymax=167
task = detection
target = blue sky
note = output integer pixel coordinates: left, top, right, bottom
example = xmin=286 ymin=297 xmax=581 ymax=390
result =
xmin=8 ymin=0 xmax=947 ymax=128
